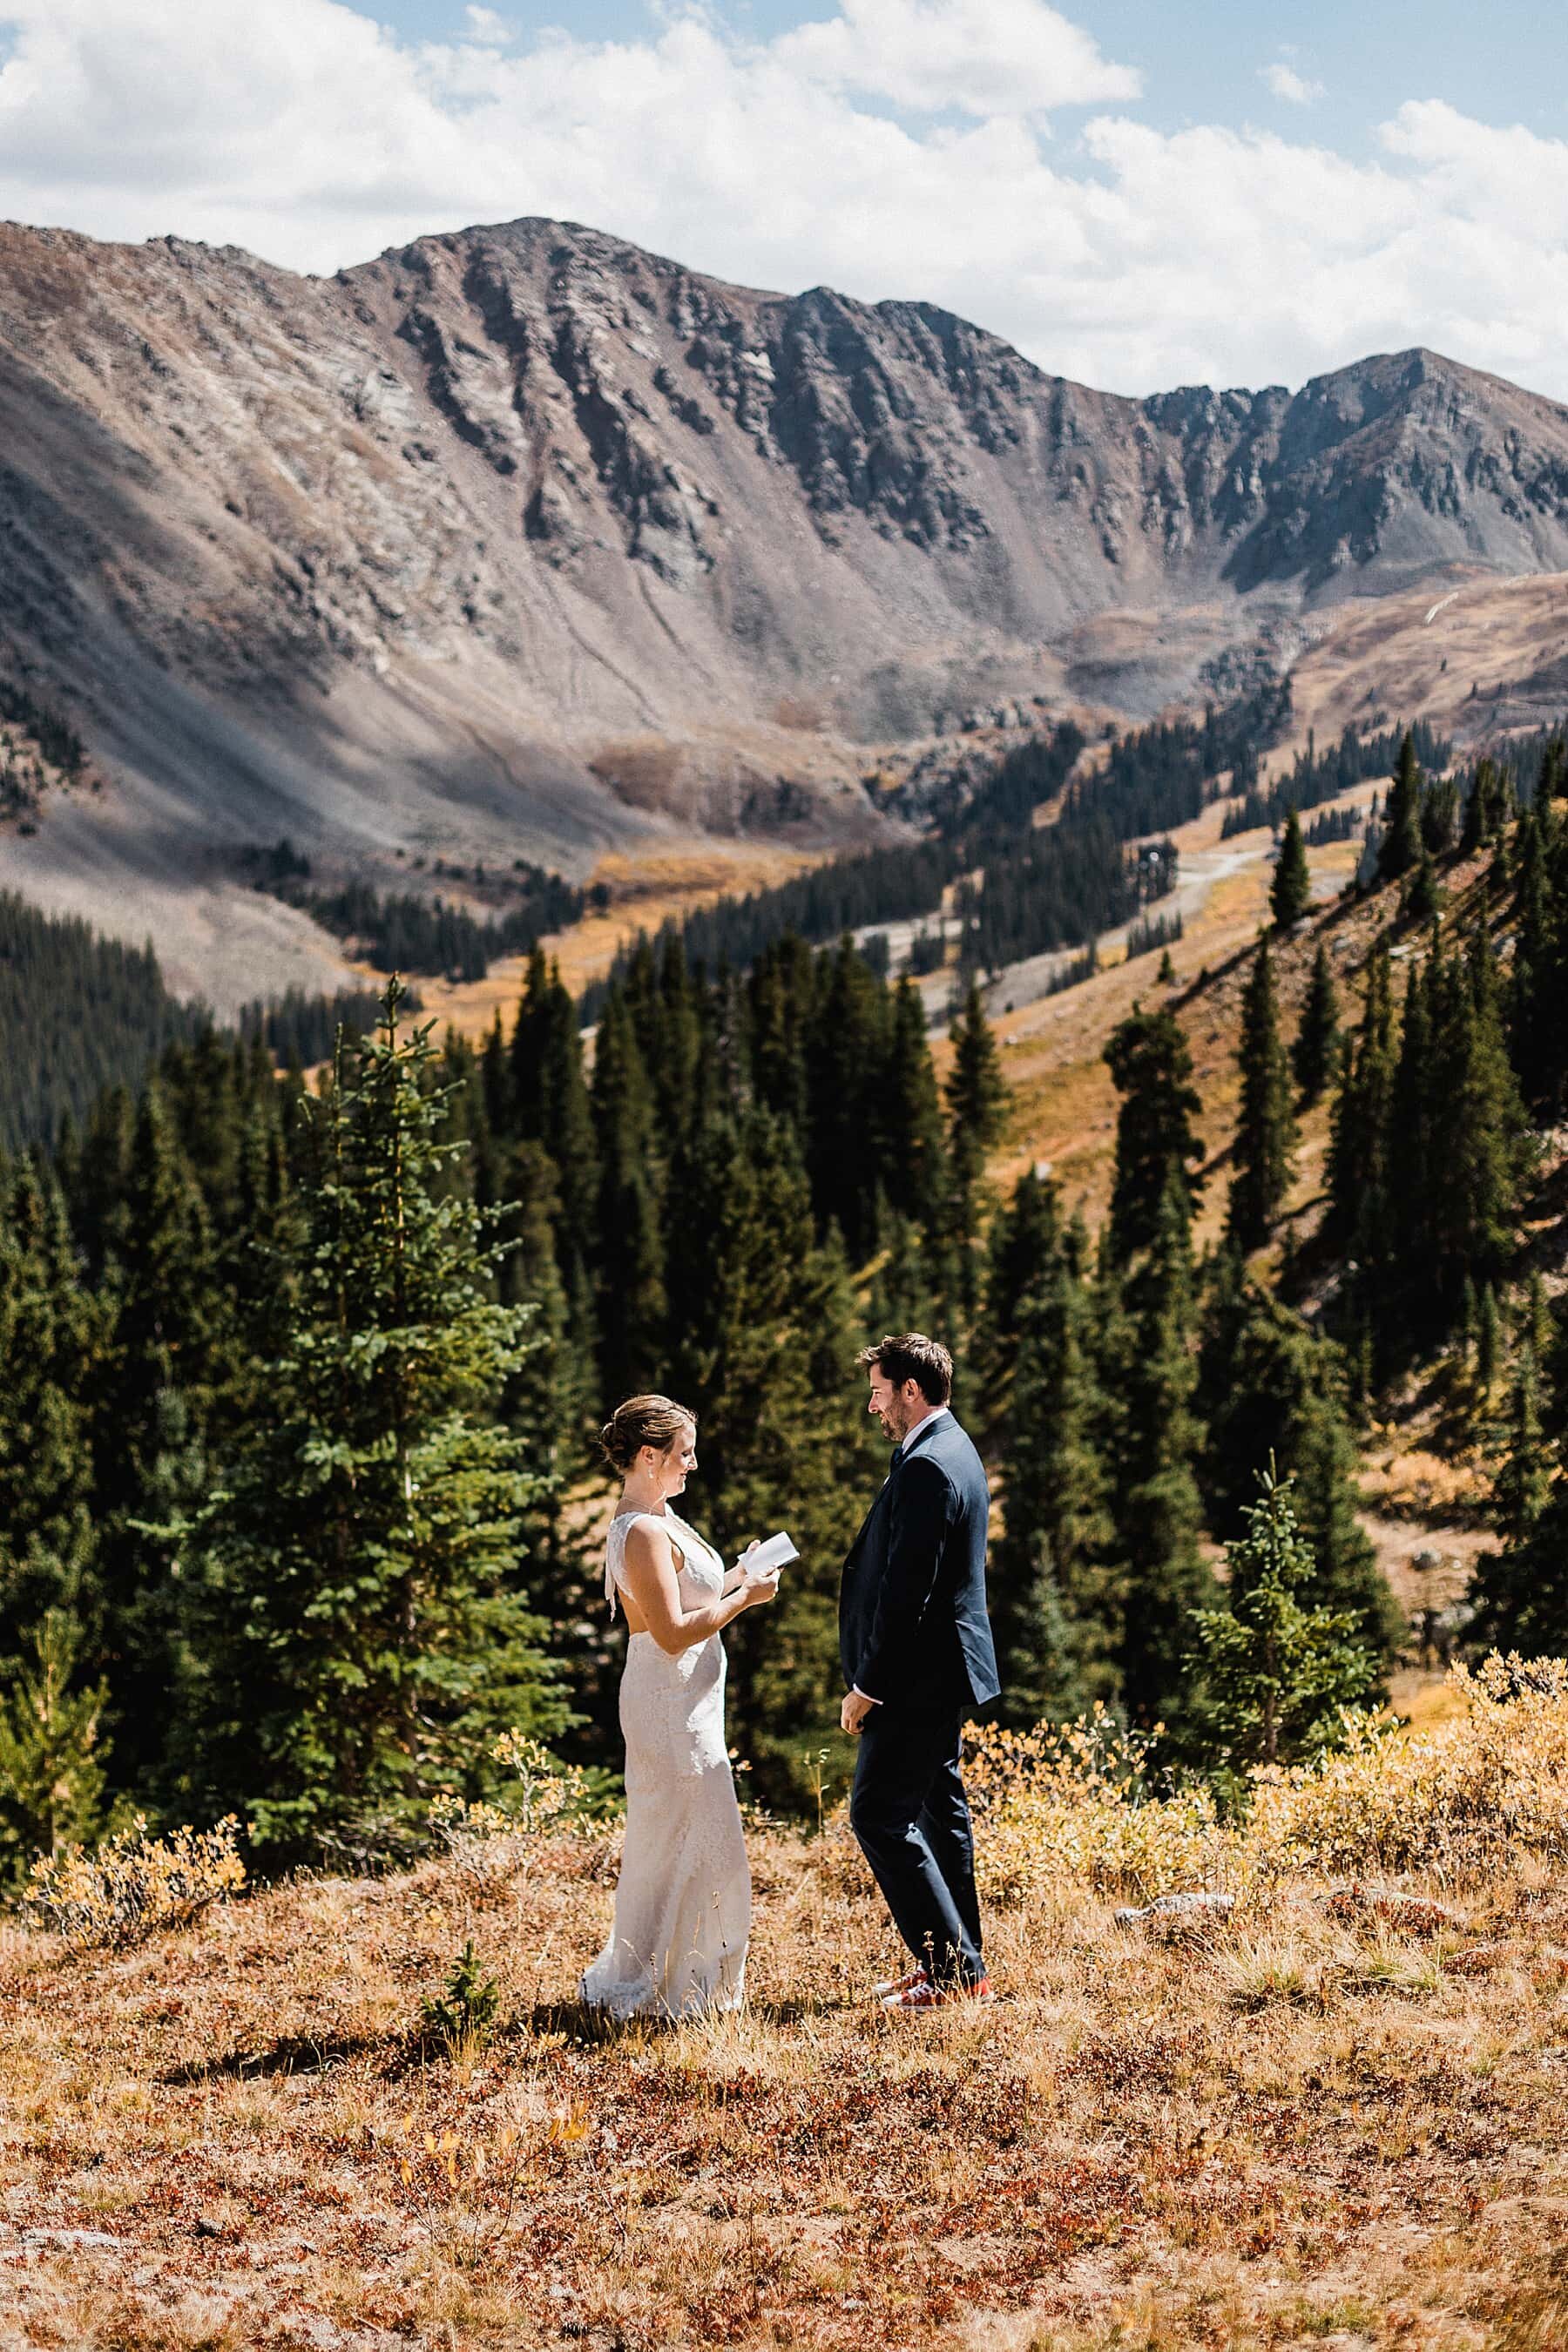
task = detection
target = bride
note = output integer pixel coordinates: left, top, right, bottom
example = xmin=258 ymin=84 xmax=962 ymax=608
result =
xmin=580 ymin=1395 xmax=780 ymax=2018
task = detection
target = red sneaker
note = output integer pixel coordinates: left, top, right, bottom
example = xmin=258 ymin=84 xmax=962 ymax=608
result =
xmin=873 ymin=1963 xmax=929 ymax=2000
xmin=882 ymin=1973 xmax=994 ymax=2011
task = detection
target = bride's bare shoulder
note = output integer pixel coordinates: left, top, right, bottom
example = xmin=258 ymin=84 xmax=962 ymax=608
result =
xmin=621 ymin=1514 xmax=676 ymax=1571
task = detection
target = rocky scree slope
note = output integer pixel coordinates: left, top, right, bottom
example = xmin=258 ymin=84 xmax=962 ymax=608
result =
xmin=3 ymin=213 xmax=1568 ymax=999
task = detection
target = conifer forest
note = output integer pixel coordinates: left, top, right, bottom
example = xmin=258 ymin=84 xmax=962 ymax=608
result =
xmin=2 ymin=704 xmax=1567 ymax=1882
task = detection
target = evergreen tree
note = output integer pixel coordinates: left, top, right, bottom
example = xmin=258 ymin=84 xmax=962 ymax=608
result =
xmin=1227 ymin=940 xmax=1297 ymax=1250
xmin=0 ymin=1165 xmax=105 ymax=1655
xmin=1325 ymin=940 xmax=1396 ymax=1263
xmin=590 ymin=993 xmax=666 ymax=1400
xmin=1196 ymin=1256 xmax=1400 ymax=1673
xmin=878 ymin=977 xmax=949 ymax=1232
xmin=1188 ymin=1470 xmax=1372 ymax=1771
xmin=510 ymin=950 xmax=597 ymax=1284
xmin=1402 ymin=843 xmax=1440 ymax=924
xmin=172 ymin=981 xmax=564 ymax=1857
xmin=943 ymin=977 xmax=1009 ymax=1314
xmin=977 ymin=1166 xmax=1062 ymax=1429
xmin=92 ymin=1085 xmax=226 ymax=1794
xmin=1270 ymin=809 xmax=1311 ymax=929
xmin=1292 ymin=941 xmax=1341 ymax=1106
xmin=990 ymin=1258 xmax=1117 ymax=1723
xmin=1377 ymin=730 xmax=1423 ymax=884
xmin=0 ymin=1605 xmax=110 ymax=1881
xmin=1492 ymin=1348 xmax=1550 ymax=1545
xmin=1106 ymin=1175 xmax=1217 ymax=1732
xmin=1103 ymin=1008 xmax=1206 ymax=1266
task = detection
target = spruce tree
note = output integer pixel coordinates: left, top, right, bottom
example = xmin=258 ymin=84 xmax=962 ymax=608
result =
xmin=590 ymin=992 xmax=666 ymax=1400
xmin=1270 ymin=809 xmax=1311 ymax=929
xmin=173 ymin=982 xmax=564 ymax=1858
xmin=991 ymin=1258 xmax=1117 ymax=1723
xmin=1196 ymin=1260 xmax=1400 ymax=1674
xmin=878 ymin=977 xmax=949 ymax=1233
xmin=1325 ymin=939 xmax=1396 ymax=1264
xmin=1103 ymin=1007 xmax=1206 ymax=1266
xmin=1107 ymin=1174 xmax=1217 ymax=1732
xmin=1402 ymin=844 xmax=1440 ymax=924
xmin=977 ymin=1166 xmax=1062 ymax=1429
xmin=1376 ymin=730 xmax=1423 ymax=883
xmin=0 ymin=1165 xmax=104 ymax=1655
xmin=1492 ymin=1349 xmax=1550 ymax=1544
xmin=1292 ymin=942 xmax=1340 ymax=1106
xmin=0 ymin=1605 xmax=110 ymax=1881
xmin=943 ymin=977 xmax=1009 ymax=1315
xmin=1227 ymin=939 xmax=1297 ymax=1250
xmin=1188 ymin=1471 xmax=1372 ymax=1771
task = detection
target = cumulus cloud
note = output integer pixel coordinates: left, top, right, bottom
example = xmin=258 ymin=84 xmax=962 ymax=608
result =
xmin=775 ymin=0 xmax=1140 ymax=117
xmin=1 ymin=0 xmax=1566 ymax=400
xmin=1261 ymin=61 xmax=1323 ymax=105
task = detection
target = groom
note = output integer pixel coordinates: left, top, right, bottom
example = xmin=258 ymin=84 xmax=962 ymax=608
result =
xmin=840 ymin=1334 xmax=1001 ymax=2009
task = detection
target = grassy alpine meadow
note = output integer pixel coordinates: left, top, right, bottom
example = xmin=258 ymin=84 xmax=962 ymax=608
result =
xmin=5 ymin=1664 xmax=1568 ymax=2352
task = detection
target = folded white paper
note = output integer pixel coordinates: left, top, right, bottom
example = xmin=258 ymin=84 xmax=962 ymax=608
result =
xmin=741 ymin=1531 xmax=799 ymax=1577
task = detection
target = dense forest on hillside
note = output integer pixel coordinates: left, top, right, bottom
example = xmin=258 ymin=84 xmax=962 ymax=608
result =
xmin=243 ymin=844 xmax=587 ymax=982
xmin=3 ymin=717 xmax=1568 ymax=1882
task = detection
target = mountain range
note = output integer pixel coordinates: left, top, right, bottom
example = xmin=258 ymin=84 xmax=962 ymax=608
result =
xmin=3 ymin=212 xmax=1568 ymax=1002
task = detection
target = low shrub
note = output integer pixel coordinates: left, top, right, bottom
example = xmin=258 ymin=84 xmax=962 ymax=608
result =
xmin=23 ymin=1815 xmax=246 ymax=1950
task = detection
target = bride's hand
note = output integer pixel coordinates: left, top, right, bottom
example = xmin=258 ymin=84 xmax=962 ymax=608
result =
xmin=738 ymin=1544 xmax=780 ymax=1606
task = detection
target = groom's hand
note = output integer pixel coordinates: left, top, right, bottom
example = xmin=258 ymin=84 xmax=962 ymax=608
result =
xmin=841 ymin=1689 xmax=875 ymax=1736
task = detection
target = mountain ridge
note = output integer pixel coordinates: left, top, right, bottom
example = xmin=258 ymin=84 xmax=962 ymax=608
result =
xmin=3 ymin=212 xmax=1568 ymax=1004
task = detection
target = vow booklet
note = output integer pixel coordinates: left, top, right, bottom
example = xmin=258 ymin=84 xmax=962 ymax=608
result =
xmin=743 ymin=1531 xmax=799 ymax=1576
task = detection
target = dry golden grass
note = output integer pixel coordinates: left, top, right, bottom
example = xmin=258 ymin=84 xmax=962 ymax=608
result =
xmin=1281 ymin=571 xmax=1568 ymax=760
xmin=7 ymin=1671 xmax=1568 ymax=2351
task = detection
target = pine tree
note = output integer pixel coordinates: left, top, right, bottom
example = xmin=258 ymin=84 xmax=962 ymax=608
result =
xmin=1187 ymin=1470 xmax=1372 ymax=1771
xmin=1377 ymin=730 xmax=1423 ymax=884
xmin=1227 ymin=940 xmax=1297 ymax=1250
xmin=1196 ymin=1260 xmax=1400 ymax=1674
xmin=1271 ymin=809 xmax=1311 ymax=929
xmin=943 ymin=977 xmax=1009 ymax=1315
xmin=91 ymin=1085 xmax=226 ymax=1796
xmin=172 ymin=981 xmax=564 ymax=1858
xmin=877 ymin=977 xmax=949 ymax=1232
xmin=1103 ymin=1007 xmax=1206 ymax=1266
xmin=1492 ymin=1348 xmax=1550 ymax=1544
xmin=1292 ymin=942 xmax=1341 ymax=1106
xmin=1325 ymin=940 xmax=1396 ymax=1267
xmin=0 ymin=1164 xmax=105 ymax=1656
xmin=1402 ymin=844 xmax=1440 ymax=923
xmin=991 ymin=1259 xmax=1117 ymax=1723
xmin=0 ymin=1605 xmax=110 ymax=1882
xmin=977 ymin=1166 xmax=1062 ymax=1430
xmin=590 ymin=992 xmax=666 ymax=1401
xmin=1107 ymin=1175 xmax=1217 ymax=1732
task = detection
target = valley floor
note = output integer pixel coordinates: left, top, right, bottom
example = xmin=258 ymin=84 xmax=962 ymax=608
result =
xmin=3 ymin=1814 xmax=1567 ymax=2350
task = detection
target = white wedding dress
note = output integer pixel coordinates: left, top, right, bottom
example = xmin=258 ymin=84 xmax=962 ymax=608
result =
xmin=580 ymin=1510 xmax=751 ymax=2018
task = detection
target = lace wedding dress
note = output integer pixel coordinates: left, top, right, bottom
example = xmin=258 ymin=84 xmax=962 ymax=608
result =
xmin=580 ymin=1510 xmax=751 ymax=2018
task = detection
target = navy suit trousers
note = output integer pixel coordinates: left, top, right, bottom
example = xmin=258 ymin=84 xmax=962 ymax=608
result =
xmin=849 ymin=1706 xmax=984 ymax=1989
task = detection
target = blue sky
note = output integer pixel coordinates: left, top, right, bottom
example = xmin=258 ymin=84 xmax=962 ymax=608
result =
xmin=0 ymin=0 xmax=1565 ymax=398
xmin=368 ymin=0 xmax=1566 ymax=159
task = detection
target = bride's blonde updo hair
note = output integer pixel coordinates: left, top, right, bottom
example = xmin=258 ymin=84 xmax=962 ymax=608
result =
xmin=598 ymin=1394 xmax=697 ymax=1476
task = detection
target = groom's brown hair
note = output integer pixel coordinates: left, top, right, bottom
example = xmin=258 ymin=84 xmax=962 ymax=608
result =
xmin=856 ymin=1333 xmax=953 ymax=1406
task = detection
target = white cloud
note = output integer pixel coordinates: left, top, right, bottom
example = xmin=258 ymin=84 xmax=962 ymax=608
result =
xmin=0 ymin=1 xmax=1566 ymax=401
xmin=463 ymin=6 xmax=513 ymax=45
xmin=775 ymin=0 xmax=1140 ymax=117
xmin=1261 ymin=61 xmax=1323 ymax=106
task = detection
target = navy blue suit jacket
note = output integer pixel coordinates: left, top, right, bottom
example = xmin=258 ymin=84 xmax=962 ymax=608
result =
xmin=840 ymin=1410 xmax=1001 ymax=1714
